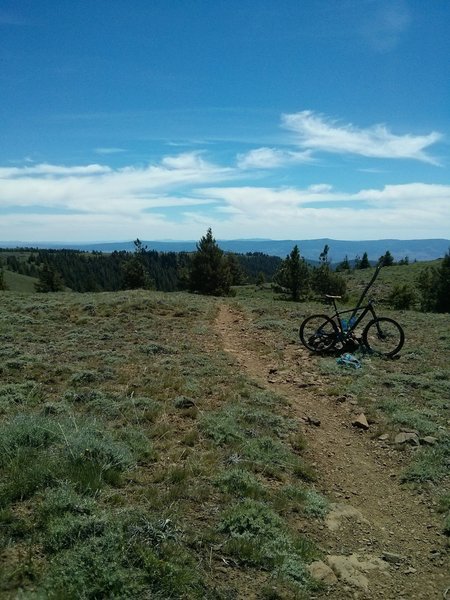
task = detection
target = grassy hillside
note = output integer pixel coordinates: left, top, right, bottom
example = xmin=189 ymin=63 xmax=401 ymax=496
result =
xmin=0 ymin=290 xmax=325 ymax=598
xmin=3 ymin=269 xmax=38 ymax=293
xmin=0 ymin=272 xmax=448 ymax=598
xmin=342 ymin=260 xmax=442 ymax=305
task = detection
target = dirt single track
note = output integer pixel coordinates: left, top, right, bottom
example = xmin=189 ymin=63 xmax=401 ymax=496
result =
xmin=216 ymin=303 xmax=449 ymax=600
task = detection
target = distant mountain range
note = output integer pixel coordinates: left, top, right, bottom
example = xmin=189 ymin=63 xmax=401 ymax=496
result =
xmin=1 ymin=238 xmax=448 ymax=263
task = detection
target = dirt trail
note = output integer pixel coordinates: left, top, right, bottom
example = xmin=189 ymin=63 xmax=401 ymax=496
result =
xmin=216 ymin=303 xmax=449 ymax=600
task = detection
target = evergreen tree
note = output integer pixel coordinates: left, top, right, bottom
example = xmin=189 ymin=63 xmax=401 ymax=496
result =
xmin=188 ymin=228 xmax=232 ymax=296
xmin=358 ymin=252 xmax=370 ymax=269
xmin=256 ymin=272 xmax=265 ymax=287
xmin=436 ymin=251 xmax=450 ymax=312
xmin=379 ymin=250 xmax=394 ymax=266
xmin=274 ymin=245 xmax=309 ymax=301
xmin=35 ymin=265 xmax=65 ymax=292
xmin=310 ymin=244 xmax=347 ymax=298
xmin=417 ymin=251 xmax=450 ymax=313
xmin=121 ymin=239 xmax=153 ymax=290
xmin=225 ymin=253 xmax=246 ymax=285
xmin=0 ymin=268 xmax=7 ymax=291
xmin=319 ymin=244 xmax=330 ymax=266
xmin=335 ymin=255 xmax=351 ymax=271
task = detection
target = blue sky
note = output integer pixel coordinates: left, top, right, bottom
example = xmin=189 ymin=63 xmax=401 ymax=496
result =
xmin=1 ymin=0 xmax=449 ymax=242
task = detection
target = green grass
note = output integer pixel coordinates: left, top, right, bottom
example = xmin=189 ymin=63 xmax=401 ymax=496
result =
xmin=2 ymin=269 xmax=38 ymax=293
xmin=0 ymin=289 xmax=323 ymax=598
xmin=1 ymin=263 xmax=448 ymax=596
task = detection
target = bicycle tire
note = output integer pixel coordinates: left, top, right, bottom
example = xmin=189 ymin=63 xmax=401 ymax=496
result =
xmin=362 ymin=317 xmax=404 ymax=357
xmin=299 ymin=314 xmax=339 ymax=352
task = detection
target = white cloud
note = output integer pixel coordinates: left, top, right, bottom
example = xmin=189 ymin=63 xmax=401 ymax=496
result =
xmin=282 ymin=111 xmax=442 ymax=164
xmin=237 ymin=147 xmax=313 ymax=169
xmin=0 ymin=153 xmax=231 ymax=214
xmin=1 ymin=149 xmax=449 ymax=242
xmin=0 ymin=164 xmax=112 ymax=177
xmin=196 ymin=182 xmax=450 ymax=239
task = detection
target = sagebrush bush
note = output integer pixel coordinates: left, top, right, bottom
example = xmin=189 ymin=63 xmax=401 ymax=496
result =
xmin=214 ymin=468 xmax=266 ymax=499
xmin=388 ymin=284 xmax=416 ymax=310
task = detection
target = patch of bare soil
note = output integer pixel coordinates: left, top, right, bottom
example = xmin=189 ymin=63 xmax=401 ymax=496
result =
xmin=216 ymin=303 xmax=449 ymax=600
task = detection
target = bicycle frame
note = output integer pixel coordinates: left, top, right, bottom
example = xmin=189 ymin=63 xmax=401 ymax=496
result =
xmin=327 ymin=299 xmax=378 ymax=338
xmin=326 ymin=261 xmax=384 ymax=338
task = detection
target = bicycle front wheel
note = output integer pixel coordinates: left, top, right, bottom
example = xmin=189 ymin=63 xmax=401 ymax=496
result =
xmin=299 ymin=314 xmax=338 ymax=352
xmin=362 ymin=317 xmax=404 ymax=357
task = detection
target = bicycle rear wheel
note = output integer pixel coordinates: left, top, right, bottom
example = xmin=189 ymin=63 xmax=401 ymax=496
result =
xmin=362 ymin=317 xmax=404 ymax=357
xmin=299 ymin=314 xmax=338 ymax=352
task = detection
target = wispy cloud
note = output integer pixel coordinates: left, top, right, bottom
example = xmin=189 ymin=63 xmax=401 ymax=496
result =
xmin=0 ymin=153 xmax=231 ymax=214
xmin=0 ymin=164 xmax=111 ymax=177
xmin=360 ymin=0 xmax=412 ymax=53
xmin=281 ymin=110 xmax=442 ymax=164
xmin=194 ymin=182 xmax=450 ymax=239
xmin=94 ymin=147 xmax=126 ymax=155
xmin=237 ymin=147 xmax=314 ymax=169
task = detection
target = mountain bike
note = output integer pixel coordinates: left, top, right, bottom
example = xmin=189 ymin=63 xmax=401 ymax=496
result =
xmin=299 ymin=262 xmax=405 ymax=357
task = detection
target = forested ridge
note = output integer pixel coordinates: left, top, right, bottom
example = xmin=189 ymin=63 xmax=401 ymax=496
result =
xmin=0 ymin=247 xmax=281 ymax=293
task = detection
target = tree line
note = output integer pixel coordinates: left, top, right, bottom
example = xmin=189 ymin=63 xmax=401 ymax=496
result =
xmin=0 ymin=240 xmax=281 ymax=294
xmin=1 ymin=232 xmax=448 ymax=313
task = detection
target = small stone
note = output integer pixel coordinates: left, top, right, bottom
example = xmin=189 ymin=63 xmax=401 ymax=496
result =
xmin=307 ymin=416 xmax=321 ymax=427
xmin=394 ymin=432 xmax=420 ymax=446
xmin=378 ymin=433 xmax=389 ymax=441
xmin=381 ymin=551 xmax=407 ymax=564
xmin=404 ymin=566 xmax=417 ymax=574
xmin=421 ymin=436 xmax=438 ymax=446
xmin=352 ymin=413 xmax=369 ymax=430
xmin=307 ymin=560 xmax=338 ymax=585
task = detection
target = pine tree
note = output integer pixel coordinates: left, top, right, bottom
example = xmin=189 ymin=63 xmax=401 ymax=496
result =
xmin=379 ymin=250 xmax=394 ymax=266
xmin=274 ymin=245 xmax=309 ymax=301
xmin=35 ymin=265 xmax=65 ymax=292
xmin=121 ymin=239 xmax=153 ymax=289
xmin=358 ymin=252 xmax=370 ymax=269
xmin=310 ymin=244 xmax=347 ymax=298
xmin=418 ymin=251 xmax=450 ymax=313
xmin=225 ymin=253 xmax=246 ymax=285
xmin=0 ymin=268 xmax=7 ymax=291
xmin=336 ymin=255 xmax=351 ymax=271
xmin=188 ymin=228 xmax=232 ymax=296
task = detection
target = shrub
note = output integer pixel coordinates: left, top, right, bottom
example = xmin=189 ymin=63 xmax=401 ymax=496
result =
xmin=388 ymin=284 xmax=416 ymax=310
xmin=214 ymin=468 xmax=266 ymax=499
xmin=218 ymin=500 xmax=314 ymax=589
xmin=416 ymin=252 xmax=450 ymax=313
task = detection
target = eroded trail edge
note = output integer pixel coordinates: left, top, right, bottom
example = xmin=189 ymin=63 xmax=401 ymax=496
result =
xmin=216 ymin=303 xmax=449 ymax=600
